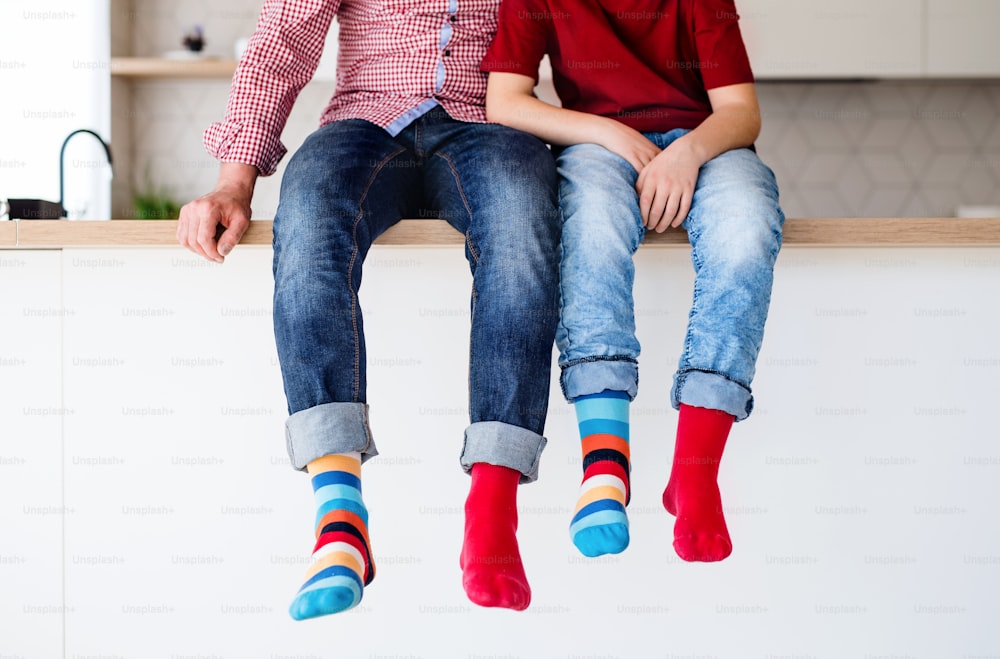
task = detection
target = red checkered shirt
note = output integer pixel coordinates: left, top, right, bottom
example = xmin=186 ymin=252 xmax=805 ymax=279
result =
xmin=205 ymin=0 xmax=500 ymax=176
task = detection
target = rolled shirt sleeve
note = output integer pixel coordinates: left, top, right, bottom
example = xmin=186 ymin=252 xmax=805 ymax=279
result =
xmin=203 ymin=0 xmax=340 ymax=176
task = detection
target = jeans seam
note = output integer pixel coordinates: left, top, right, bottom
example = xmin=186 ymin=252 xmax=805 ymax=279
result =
xmin=285 ymin=425 xmax=296 ymax=469
xmin=348 ymin=146 xmax=408 ymax=402
xmin=682 ymin=225 xmax=703 ymax=371
xmin=361 ymin=404 xmax=373 ymax=454
xmin=560 ymin=354 xmax=639 ymax=370
xmin=432 ymin=149 xmax=479 ymax=409
xmin=631 ymin=215 xmax=645 ymax=252
xmin=432 ymin=151 xmax=478 ymax=260
xmin=676 ymin=367 xmax=752 ymax=394
xmin=555 ymin=205 xmax=569 ymax=358
xmin=559 ymin=356 xmax=639 ymax=402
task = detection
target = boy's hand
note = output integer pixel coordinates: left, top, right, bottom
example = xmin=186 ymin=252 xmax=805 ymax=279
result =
xmin=596 ymin=120 xmax=661 ymax=174
xmin=636 ymin=139 xmax=701 ymax=233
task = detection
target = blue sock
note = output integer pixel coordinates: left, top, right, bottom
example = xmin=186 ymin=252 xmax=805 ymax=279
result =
xmin=570 ymin=391 xmax=631 ymax=557
xmin=289 ymin=452 xmax=374 ymax=620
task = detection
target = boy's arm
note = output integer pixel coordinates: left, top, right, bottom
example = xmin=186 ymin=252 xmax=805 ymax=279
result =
xmin=486 ymin=72 xmax=660 ymax=173
xmin=637 ymin=82 xmax=761 ymax=233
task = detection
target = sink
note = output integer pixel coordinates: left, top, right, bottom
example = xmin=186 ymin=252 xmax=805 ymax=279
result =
xmin=3 ymin=129 xmax=113 ymax=221
xmin=6 ymin=198 xmax=65 ymax=220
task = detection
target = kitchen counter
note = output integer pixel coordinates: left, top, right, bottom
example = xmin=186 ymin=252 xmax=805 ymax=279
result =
xmin=0 ymin=220 xmax=15 ymax=246
xmin=3 ymin=219 xmax=999 ymax=658
xmin=2 ymin=217 xmax=1000 ymax=248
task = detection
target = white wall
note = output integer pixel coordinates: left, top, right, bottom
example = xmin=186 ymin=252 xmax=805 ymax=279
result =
xmin=1 ymin=244 xmax=999 ymax=658
xmin=0 ymin=0 xmax=111 ymax=220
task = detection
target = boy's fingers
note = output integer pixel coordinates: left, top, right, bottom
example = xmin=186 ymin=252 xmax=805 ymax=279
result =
xmin=673 ymin=193 xmax=693 ymax=228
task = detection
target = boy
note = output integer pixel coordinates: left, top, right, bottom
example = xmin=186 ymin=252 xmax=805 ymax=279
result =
xmin=483 ymin=0 xmax=784 ymax=562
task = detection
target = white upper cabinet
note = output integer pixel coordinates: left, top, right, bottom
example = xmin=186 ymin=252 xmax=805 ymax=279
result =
xmin=926 ymin=0 xmax=1000 ymax=76
xmin=307 ymin=1 xmax=999 ymax=81
xmin=738 ymin=0 xmax=923 ymax=78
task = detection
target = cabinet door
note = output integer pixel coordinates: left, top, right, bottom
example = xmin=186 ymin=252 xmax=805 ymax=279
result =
xmin=738 ymin=0 xmax=922 ymax=78
xmin=927 ymin=0 xmax=1000 ymax=76
xmin=61 ymin=248 xmax=291 ymax=657
xmin=0 ymin=252 xmax=64 ymax=659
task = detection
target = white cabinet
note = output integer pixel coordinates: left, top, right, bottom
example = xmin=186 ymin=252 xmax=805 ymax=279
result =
xmin=0 ymin=252 xmax=64 ymax=659
xmin=927 ymin=0 xmax=1000 ymax=76
xmin=60 ymin=248 xmax=295 ymax=657
xmin=739 ymin=0 xmax=923 ymax=78
xmin=3 ymin=243 xmax=1000 ymax=655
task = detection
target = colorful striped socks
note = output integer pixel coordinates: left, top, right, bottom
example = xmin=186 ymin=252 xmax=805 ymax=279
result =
xmin=288 ymin=452 xmax=375 ymax=620
xmin=570 ymin=390 xmax=631 ymax=557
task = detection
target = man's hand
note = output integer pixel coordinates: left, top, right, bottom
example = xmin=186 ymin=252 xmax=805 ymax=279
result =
xmin=636 ymin=138 xmax=701 ymax=233
xmin=177 ymin=162 xmax=257 ymax=262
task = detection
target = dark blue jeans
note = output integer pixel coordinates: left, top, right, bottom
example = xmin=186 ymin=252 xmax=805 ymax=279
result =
xmin=273 ymin=108 xmax=560 ymax=482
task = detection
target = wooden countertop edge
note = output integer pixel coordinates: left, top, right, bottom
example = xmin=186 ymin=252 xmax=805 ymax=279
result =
xmin=5 ymin=218 xmax=1000 ymax=248
xmin=110 ymin=57 xmax=239 ymax=78
xmin=0 ymin=222 xmax=16 ymax=247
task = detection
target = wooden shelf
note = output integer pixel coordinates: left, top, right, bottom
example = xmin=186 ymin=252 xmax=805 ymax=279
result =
xmin=110 ymin=57 xmax=237 ymax=79
xmin=6 ymin=218 xmax=1000 ymax=249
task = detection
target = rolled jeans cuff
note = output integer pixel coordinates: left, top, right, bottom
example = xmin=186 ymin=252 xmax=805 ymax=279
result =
xmin=671 ymin=369 xmax=753 ymax=421
xmin=459 ymin=421 xmax=547 ymax=484
xmin=285 ymin=402 xmax=379 ymax=471
xmin=560 ymin=358 xmax=639 ymax=402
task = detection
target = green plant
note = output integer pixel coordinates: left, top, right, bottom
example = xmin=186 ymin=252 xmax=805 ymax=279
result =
xmin=131 ymin=168 xmax=181 ymax=219
xmin=132 ymin=192 xmax=181 ymax=219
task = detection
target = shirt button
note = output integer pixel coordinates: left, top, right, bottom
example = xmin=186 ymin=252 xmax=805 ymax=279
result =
xmin=444 ymin=49 xmax=451 ymax=56
xmin=449 ymin=15 xmax=456 ymax=22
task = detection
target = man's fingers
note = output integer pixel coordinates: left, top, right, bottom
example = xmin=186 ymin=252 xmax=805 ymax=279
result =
xmin=217 ymin=212 xmax=251 ymax=258
xmin=196 ymin=207 xmax=224 ymax=262
xmin=176 ymin=208 xmax=187 ymax=247
xmin=185 ymin=203 xmax=208 ymax=260
xmin=177 ymin=192 xmax=253 ymax=263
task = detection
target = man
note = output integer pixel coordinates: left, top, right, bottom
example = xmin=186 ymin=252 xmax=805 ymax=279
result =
xmin=177 ymin=0 xmax=560 ymax=619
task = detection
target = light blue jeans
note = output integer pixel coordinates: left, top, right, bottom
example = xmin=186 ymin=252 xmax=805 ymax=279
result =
xmin=555 ymin=128 xmax=784 ymax=420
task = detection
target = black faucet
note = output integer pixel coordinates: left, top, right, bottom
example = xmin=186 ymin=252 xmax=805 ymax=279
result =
xmin=5 ymin=129 xmax=114 ymax=220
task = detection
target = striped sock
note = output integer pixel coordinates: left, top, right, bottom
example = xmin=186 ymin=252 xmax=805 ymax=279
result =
xmin=569 ymin=390 xmax=631 ymax=557
xmin=288 ymin=452 xmax=375 ymax=620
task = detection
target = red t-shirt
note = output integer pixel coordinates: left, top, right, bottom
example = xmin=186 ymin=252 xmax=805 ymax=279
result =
xmin=482 ymin=0 xmax=754 ymax=132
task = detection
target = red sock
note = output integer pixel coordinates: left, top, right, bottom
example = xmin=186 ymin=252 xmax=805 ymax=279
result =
xmin=460 ymin=463 xmax=531 ymax=610
xmin=662 ymin=404 xmax=735 ymax=562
